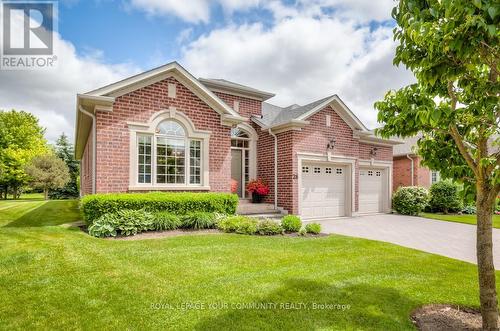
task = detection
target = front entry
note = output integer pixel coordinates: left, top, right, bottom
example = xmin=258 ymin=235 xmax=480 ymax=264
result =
xmin=231 ymin=149 xmax=243 ymax=197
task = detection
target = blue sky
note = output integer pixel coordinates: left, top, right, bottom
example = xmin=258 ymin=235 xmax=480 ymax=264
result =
xmin=0 ymin=0 xmax=414 ymax=142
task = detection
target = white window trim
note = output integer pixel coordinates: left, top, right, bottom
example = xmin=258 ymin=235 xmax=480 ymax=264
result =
xmin=127 ymin=107 xmax=211 ymax=191
xmin=230 ymin=123 xmax=258 ymax=199
xmin=430 ymin=170 xmax=440 ymax=184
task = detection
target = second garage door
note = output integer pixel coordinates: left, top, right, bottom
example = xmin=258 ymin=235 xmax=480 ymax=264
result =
xmin=301 ymin=163 xmax=346 ymax=219
xmin=359 ymin=168 xmax=385 ymax=214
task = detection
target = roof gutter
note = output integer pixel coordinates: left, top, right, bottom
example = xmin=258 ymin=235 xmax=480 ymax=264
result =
xmin=268 ymin=129 xmax=278 ymax=210
xmin=406 ymin=154 xmax=414 ymax=186
xmin=78 ymin=105 xmax=96 ymax=195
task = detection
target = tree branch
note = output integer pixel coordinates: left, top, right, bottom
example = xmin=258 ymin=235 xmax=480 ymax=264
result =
xmin=447 ymin=81 xmax=479 ymax=176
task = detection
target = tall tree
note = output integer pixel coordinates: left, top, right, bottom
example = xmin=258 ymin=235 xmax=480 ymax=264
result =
xmin=50 ymin=133 xmax=80 ymax=199
xmin=375 ymin=0 xmax=499 ymax=328
xmin=0 ymin=110 xmax=48 ymax=199
xmin=25 ymin=154 xmax=70 ymax=200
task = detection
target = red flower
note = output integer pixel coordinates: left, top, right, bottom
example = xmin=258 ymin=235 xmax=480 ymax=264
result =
xmin=246 ymin=179 xmax=270 ymax=196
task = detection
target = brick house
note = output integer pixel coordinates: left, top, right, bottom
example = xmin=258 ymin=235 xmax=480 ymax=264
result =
xmin=75 ymin=62 xmax=401 ymax=219
xmin=392 ymin=134 xmax=440 ymax=192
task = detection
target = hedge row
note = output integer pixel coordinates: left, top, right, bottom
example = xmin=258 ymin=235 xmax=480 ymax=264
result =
xmin=81 ymin=192 xmax=238 ymax=225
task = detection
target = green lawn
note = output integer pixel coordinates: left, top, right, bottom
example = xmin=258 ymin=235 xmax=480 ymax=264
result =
xmin=0 ymin=199 xmax=496 ymax=330
xmin=421 ymin=212 xmax=500 ymax=228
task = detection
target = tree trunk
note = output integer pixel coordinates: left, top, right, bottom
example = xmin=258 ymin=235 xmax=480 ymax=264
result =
xmin=476 ymin=184 xmax=499 ymax=330
xmin=44 ymin=188 xmax=48 ymax=200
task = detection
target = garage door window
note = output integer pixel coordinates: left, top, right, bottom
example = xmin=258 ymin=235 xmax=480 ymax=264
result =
xmin=325 ymin=167 xmax=332 ymax=174
xmin=302 ymin=166 xmax=309 ymax=173
xmin=314 ymin=167 xmax=321 ymax=173
xmin=336 ymin=168 xmax=343 ymax=174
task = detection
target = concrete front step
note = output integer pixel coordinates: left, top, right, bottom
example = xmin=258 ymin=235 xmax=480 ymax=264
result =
xmin=237 ymin=202 xmax=277 ymax=214
xmin=245 ymin=213 xmax=284 ymax=220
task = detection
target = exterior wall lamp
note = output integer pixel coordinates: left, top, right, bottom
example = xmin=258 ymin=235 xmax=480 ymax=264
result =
xmin=370 ymin=147 xmax=378 ymax=157
xmin=327 ymin=138 xmax=336 ymax=150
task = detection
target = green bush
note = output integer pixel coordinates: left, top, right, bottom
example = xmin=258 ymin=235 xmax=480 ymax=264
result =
xmin=462 ymin=205 xmax=477 ymax=215
xmin=217 ymin=215 xmax=246 ymax=233
xmin=153 ymin=212 xmax=182 ymax=231
xmin=87 ymin=209 xmax=155 ymax=237
xmin=429 ymin=181 xmax=463 ymax=213
xmin=235 ymin=218 xmax=258 ymax=235
xmin=88 ymin=213 xmax=118 ymax=238
xmin=305 ymin=223 xmax=321 ymax=234
xmin=113 ymin=209 xmax=155 ymax=236
xmin=81 ymin=192 xmax=238 ymax=225
xmin=392 ymin=186 xmax=429 ymax=216
xmin=181 ymin=212 xmax=217 ymax=230
xmin=256 ymin=219 xmax=283 ymax=235
xmin=281 ymin=215 xmax=302 ymax=232
xmin=298 ymin=227 xmax=307 ymax=236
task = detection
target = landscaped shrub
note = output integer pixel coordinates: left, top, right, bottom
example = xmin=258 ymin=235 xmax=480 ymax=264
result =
xmin=305 ymin=223 xmax=321 ymax=234
xmin=256 ymin=219 xmax=283 ymax=235
xmin=88 ymin=213 xmax=118 ymax=238
xmin=181 ymin=212 xmax=218 ymax=230
xmin=281 ymin=215 xmax=302 ymax=232
xmin=235 ymin=218 xmax=258 ymax=235
xmin=113 ymin=209 xmax=155 ymax=236
xmin=153 ymin=212 xmax=182 ymax=231
xmin=298 ymin=227 xmax=307 ymax=236
xmin=87 ymin=209 xmax=155 ymax=237
xmin=462 ymin=205 xmax=477 ymax=215
xmin=81 ymin=192 xmax=238 ymax=225
xmin=392 ymin=186 xmax=429 ymax=216
xmin=217 ymin=215 xmax=246 ymax=233
xmin=428 ymin=181 xmax=463 ymax=213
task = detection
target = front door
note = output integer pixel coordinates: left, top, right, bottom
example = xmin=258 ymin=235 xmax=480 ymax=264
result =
xmin=231 ymin=149 xmax=243 ymax=197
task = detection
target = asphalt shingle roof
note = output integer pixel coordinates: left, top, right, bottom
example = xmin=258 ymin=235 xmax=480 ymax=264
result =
xmin=260 ymin=95 xmax=335 ymax=127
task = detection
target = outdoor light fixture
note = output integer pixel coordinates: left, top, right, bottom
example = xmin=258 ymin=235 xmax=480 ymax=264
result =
xmin=370 ymin=147 xmax=378 ymax=157
xmin=327 ymin=138 xmax=336 ymax=150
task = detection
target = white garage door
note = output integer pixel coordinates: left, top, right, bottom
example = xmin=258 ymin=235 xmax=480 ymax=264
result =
xmin=301 ymin=163 xmax=346 ymax=219
xmin=359 ymin=168 xmax=385 ymax=214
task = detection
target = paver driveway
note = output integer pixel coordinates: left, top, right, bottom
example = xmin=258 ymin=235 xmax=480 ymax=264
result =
xmin=313 ymin=214 xmax=500 ymax=268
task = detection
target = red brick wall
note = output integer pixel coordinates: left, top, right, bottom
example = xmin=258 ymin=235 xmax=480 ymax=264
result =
xmin=273 ymin=105 xmax=393 ymax=214
xmin=94 ymin=77 xmax=231 ymax=193
xmin=213 ymin=91 xmax=262 ymax=118
xmin=392 ymin=155 xmax=431 ymax=192
xmin=80 ymin=132 xmax=93 ymax=195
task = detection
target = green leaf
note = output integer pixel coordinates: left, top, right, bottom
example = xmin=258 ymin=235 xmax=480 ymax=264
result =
xmin=472 ymin=0 xmax=482 ymax=9
xmin=430 ymin=110 xmax=441 ymax=126
xmin=488 ymin=5 xmax=498 ymax=19
xmin=487 ymin=24 xmax=496 ymax=37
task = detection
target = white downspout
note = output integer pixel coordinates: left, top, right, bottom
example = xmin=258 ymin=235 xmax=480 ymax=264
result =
xmin=79 ymin=106 xmax=96 ymax=194
xmin=406 ymin=154 xmax=414 ymax=186
xmin=268 ymin=129 xmax=278 ymax=210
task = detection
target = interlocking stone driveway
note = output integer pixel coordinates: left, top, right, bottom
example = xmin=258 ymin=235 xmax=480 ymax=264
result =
xmin=313 ymin=214 xmax=500 ymax=268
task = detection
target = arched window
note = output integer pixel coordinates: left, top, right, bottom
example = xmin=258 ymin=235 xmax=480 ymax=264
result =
xmin=156 ymin=120 xmax=185 ymax=137
xmin=136 ymin=119 xmax=202 ymax=186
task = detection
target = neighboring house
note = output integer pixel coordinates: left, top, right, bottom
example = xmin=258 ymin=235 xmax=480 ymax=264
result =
xmin=392 ymin=134 xmax=440 ymax=192
xmin=74 ymin=62 xmax=400 ymax=219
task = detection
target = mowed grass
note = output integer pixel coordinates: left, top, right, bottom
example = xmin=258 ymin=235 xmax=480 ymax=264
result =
xmin=421 ymin=212 xmax=500 ymax=228
xmin=0 ymin=199 xmax=495 ymax=330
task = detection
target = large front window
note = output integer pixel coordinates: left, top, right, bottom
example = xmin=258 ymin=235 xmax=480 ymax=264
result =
xmin=136 ymin=120 xmax=202 ymax=186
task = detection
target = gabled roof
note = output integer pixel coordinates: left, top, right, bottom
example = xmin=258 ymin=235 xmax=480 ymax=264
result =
xmin=75 ymin=62 xmax=246 ymax=159
xmin=199 ymin=78 xmax=275 ymax=101
xmin=255 ymin=94 xmax=401 ymax=145
xmin=393 ymin=134 xmax=422 ymax=156
xmin=257 ymin=94 xmax=368 ymax=131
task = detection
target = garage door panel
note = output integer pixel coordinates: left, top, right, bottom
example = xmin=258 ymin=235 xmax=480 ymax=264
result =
xmin=359 ymin=168 xmax=385 ymax=214
xmin=300 ymin=163 xmax=346 ymax=219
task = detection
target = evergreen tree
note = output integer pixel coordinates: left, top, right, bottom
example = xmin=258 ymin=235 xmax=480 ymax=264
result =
xmin=49 ymin=133 xmax=80 ymax=199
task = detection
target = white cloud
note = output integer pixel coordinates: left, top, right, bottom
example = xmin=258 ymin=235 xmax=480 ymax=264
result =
xmin=0 ymin=14 xmax=139 ymax=144
xmin=181 ymin=13 xmax=414 ymax=129
xmin=129 ymin=0 xmax=211 ymax=23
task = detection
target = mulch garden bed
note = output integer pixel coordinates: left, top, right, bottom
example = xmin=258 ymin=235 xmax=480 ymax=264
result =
xmin=411 ymin=304 xmax=485 ymax=331
xmin=75 ymin=223 xmax=328 ymax=240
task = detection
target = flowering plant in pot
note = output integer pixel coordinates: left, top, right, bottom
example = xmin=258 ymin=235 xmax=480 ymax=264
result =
xmin=230 ymin=179 xmax=238 ymax=194
xmin=246 ymin=179 xmax=270 ymax=203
